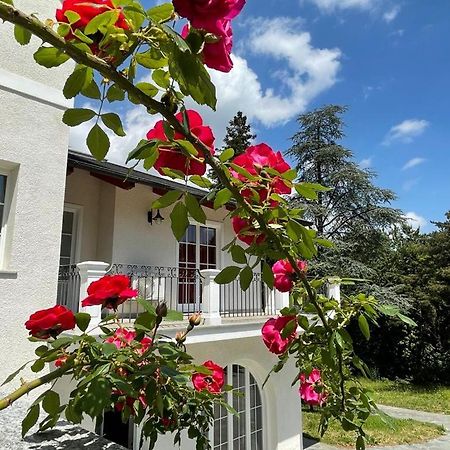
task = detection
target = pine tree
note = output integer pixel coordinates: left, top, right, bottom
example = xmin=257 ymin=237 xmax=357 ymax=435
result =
xmin=287 ymin=105 xmax=403 ymax=238
xmin=223 ymin=111 xmax=256 ymax=156
xmin=210 ymin=111 xmax=256 ymax=185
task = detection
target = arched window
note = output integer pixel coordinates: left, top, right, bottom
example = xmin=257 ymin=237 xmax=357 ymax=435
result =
xmin=211 ymin=364 xmax=264 ymax=450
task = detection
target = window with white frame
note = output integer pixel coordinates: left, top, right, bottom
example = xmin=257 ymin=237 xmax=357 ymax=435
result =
xmin=211 ymin=365 xmax=264 ymax=450
xmin=59 ymin=207 xmax=80 ymax=267
xmin=0 ymin=173 xmax=11 ymax=268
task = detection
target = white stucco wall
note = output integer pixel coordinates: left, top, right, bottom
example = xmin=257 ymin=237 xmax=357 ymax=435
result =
xmin=64 ymin=171 xmax=235 ymax=269
xmin=0 ymin=0 xmax=73 ymax=383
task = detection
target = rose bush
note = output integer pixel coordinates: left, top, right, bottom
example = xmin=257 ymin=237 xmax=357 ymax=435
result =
xmin=81 ymin=274 xmax=138 ymax=310
xmin=0 ymin=1 xmax=418 ymax=448
xmin=192 ymin=361 xmax=225 ymax=394
xmin=273 ymin=259 xmax=308 ymax=293
xmin=146 ymin=110 xmax=215 ymax=176
xmin=299 ymin=369 xmax=328 ymax=407
xmin=25 ymin=305 xmax=76 ymax=339
xmin=261 ymin=315 xmax=297 ymax=355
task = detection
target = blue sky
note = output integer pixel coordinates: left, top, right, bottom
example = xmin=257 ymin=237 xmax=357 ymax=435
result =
xmin=73 ymin=0 xmax=450 ymax=231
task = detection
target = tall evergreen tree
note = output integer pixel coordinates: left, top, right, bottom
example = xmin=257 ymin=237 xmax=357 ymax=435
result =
xmin=287 ymin=105 xmax=403 ymax=238
xmin=210 ymin=111 xmax=256 ymax=184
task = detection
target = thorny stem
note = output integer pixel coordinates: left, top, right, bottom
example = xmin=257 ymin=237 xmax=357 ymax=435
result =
xmin=0 ymin=0 xmax=345 ymax=411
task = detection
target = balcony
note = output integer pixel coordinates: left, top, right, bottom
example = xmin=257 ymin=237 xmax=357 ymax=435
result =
xmin=57 ymin=262 xmax=285 ymax=326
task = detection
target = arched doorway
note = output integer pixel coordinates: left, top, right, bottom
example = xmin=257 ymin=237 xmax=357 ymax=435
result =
xmin=211 ymin=364 xmax=264 ymax=450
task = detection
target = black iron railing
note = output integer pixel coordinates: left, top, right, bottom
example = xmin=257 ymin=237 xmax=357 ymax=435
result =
xmin=107 ymin=264 xmax=202 ymax=321
xmin=219 ymin=273 xmax=277 ymax=318
xmin=57 ymin=264 xmax=81 ymax=313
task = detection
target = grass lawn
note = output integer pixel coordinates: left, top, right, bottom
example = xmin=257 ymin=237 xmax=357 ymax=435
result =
xmin=360 ymin=378 xmax=450 ymax=415
xmin=303 ymin=410 xmax=446 ymax=447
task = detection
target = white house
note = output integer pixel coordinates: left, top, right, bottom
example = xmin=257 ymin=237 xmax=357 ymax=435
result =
xmin=0 ymin=1 xmax=303 ymax=449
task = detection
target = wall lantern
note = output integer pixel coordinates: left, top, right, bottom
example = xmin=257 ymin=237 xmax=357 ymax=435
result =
xmin=148 ymin=209 xmax=165 ymax=225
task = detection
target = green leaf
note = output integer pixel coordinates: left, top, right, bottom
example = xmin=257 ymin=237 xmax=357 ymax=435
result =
xmin=84 ymin=10 xmax=118 ymax=35
xmin=101 ymin=113 xmax=126 ymax=137
xmin=152 ymin=190 xmax=181 ymax=209
xmin=176 ymin=140 xmax=198 ymax=157
xmin=397 ymin=313 xmax=417 ymax=327
xmin=262 ymin=262 xmax=274 ymax=290
xmin=185 ymin=194 xmax=206 ymax=224
xmin=87 ymin=124 xmax=110 ymax=161
xmin=147 ymin=3 xmax=174 ymax=23
xmin=136 ymin=82 xmax=159 ymax=98
xmin=75 ymin=312 xmax=91 ymax=332
xmin=22 ymin=404 xmax=40 ymax=437
xmin=169 ymin=45 xmax=217 ymax=109
xmin=64 ymin=10 xmax=81 ymax=24
xmin=231 ymin=246 xmax=247 ymax=265
xmin=219 ymin=148 xmax=235 ymax=162
xmin=1 ymin=361 xmax=30 ymax=386
xmin=63 ymin=108 xmax=96 ymax=127
xmin=135 ymin=312 xmax=156 ymax=331
xmin=135 ymin=49 xmax=168 ymax=69
xmin=214 ymin=188 xmax=232 ymax=209
xmin=81 ymin=80 xmax=101 ymax=99
xmin=107 ymin=84 xmax=125 ymax=102
xmin=63 ymin=67 xmax=92 ymax=99
xmin=356 ymin=435 xmax=366 ymax=450
xmin=358 ymin=314 xmax=371 ymax=340
xmin=166 ymin=309 xmax=184 ymax=321
xmin=34 ymin=47 xmax=70 ymax=68
xmin=102 ymin=342 xmax=118 ymax=356
xmin=239 ymin=266 xmax=253 ymax=291
xmin=73 ymin=29 xmax=94 ymax=44
xmin=170 ymin=202 xmax=189 ymax=241
xmin=136 ymin=298 xmax=156 ymax=315
xmin=14 ymin=25 xmax=31 ymax=45
xmin=215 ymin=266 xmax=241 ymax=284
xmin=31 ymin=359 xmax=45 ymax=373
xmin=51 ymin=336 xmax=74 ymax=349
xmin=42 ymin=391 xmax=60 ymax=415
xmin=152 ymin=69 xmax=170 ymax=89
xmin=189 ymin=175 xmax=213 ymax=189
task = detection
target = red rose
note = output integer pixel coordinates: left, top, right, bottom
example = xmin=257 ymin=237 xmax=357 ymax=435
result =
xmin=192 ymin=360 xmax=225 ymax=394
xmin=272 ymin=259 xmax=308 ymax=293
xmin=82 ymin=274 xmax=138 ymax=310
xmin=146 ymin=110 xmax=215 ymax=176
xmin=55 ymin=0 xmax=129 ymax=53
xmin=104 ymin=328 xmax=136 ymax=349
xmin=261 ymin=315 xmax=297 ymax=355
xmin=232 ymin=144 xmax=291 ymax=203
xmin=299 ymin=369 xmax=328 ymax=407
xmin=55 ymin=355 xmax=69 ymax=368
xmin=232 ymin=217 xmax=266 ymax=246
xmin=25 ymin=305 xmax=76 ymax=339
xmin=183 ymin=20 xmax=233 ymax=73
xmin=173 ymin=0 xmax=245 ymax=27
xmin=113 ymin=390 xmax=147 ymax=415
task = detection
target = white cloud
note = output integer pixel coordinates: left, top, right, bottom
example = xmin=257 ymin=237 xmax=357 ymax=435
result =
xmin=383 ymin=119 xmax=429 ymax=145
xmin=383 ymin=5 xmax=401 ymax=22
xmin=359 ymin=157 xmax=373 ymax=169
xmin=71 ymin=17 xmax=341 ymax=161
xmin=405 ymin=211 xmax=427 ymax=230
xmin=190 ymin=17 xmax=341 ymax=144
xmin=304 ymin=0 xmax=378 ymax=11
xmin=402 ymin=157 xmax=426 ymax=171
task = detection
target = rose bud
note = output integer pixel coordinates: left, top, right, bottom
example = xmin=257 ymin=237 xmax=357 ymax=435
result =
xmin=175 ymin=331 xmax=186 ymax=344
xmin=189 ymin=313 xmax=202 ymax=327
xmin=156 ymin=302 xmax=168 ymax=318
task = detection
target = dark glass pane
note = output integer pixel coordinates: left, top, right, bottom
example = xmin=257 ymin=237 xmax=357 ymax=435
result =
xmin=187 ymin=225 xmax=196 ymax=243
xmin=200 ymin=246 xmax=208 ymax=264
xmin=200 ymin=226 xmax=208 ymax=244
xmin=208 ymin=228 xmax=216 ymax=246
xmin=0 ymin=204 xmax=3 ymax=228
xmin=187 ymin=244 xmax=196 ymax=263
xmin=60 ymin=234 xmax=72 ymax=258
xmin=179 ymin=244 xmax=186 ymax=263
xmin=62 ymin=211 xmax=74 ymax=234
xmin=0 ymin=175 xmax=6 ymax=204
xmin=208 ymin=247 xmax=217 ymax=266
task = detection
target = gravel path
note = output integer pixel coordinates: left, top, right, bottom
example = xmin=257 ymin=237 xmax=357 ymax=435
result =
xmin=303 ymin=405 xmax=450 ymax=450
